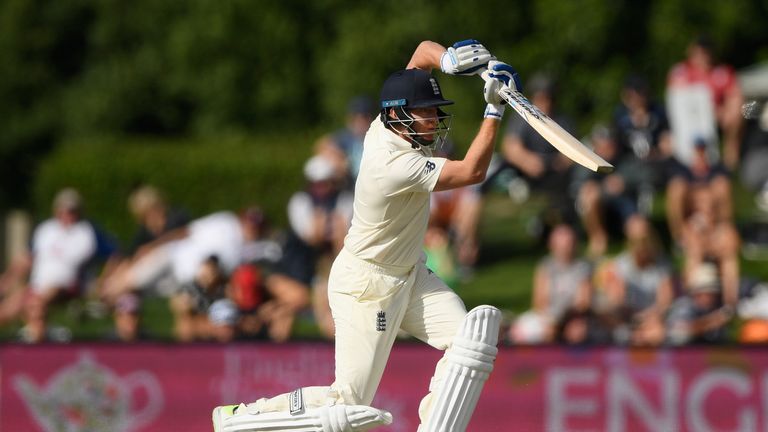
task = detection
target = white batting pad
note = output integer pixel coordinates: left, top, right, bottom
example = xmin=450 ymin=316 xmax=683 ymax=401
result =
xmin=423 ymin=305 xmax=501 ymax=432
xmin=221 ymin=403 xmax=393 ymax=432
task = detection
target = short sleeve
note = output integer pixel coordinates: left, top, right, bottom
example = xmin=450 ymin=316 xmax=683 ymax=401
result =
xmin=376 ymin=151 xmax=446 ymax=196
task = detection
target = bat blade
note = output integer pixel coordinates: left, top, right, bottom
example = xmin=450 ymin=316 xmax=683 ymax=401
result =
xmin=497 ymin=86 xmax=614 ymax=173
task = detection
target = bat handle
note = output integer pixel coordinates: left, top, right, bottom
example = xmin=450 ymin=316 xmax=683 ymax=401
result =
xmin=478 ymin=68 xmax=491 ymax=83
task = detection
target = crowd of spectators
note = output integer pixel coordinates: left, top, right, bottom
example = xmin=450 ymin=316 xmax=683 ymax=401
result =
xmin=0 ymin=35 xmax=766 ymax=346
xmin=503 ymin=35 xmax=768 ymax=347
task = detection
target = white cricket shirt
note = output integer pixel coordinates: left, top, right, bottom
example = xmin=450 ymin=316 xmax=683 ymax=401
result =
xmin=343 ymin=117 xmax=446 ymax=268
xmin=29 ymin=219 xmax=97 ymax=291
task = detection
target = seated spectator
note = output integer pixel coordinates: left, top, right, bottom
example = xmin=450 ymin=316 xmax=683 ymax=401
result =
xmin=498 ymin=73 xmax=578 ymax=235
xmin=573 ymin=125 xmax=640 ymax=257
xmin=613 ymin=74 xmax=673 ymax=193
xmin=224 ymin=208 xmax=284 ymax=339
xmin=666 ymin=139 xmax=733 ymax=244
xmin=107 ymin=292 xmax=146 ymax=342
xmin=228 ymin=263 xmax=267 ymax=338
xmin=739 ymin=107 xmax=768 ymax=211
xmin=667 ymin=262 xmax=733 ymax=345
xmin=507 ymin=224 xmax=592 ymax=344
xmin=99 ymin=185 xmax=191 ymax=303
xmin=265 ymin=155 xmax=353 ymax=341
xmin=0 ymin=188 xmax=120 ymax=343
xmin=554 ymin=309 xmax=603 ymax=345
xmin=667 ymin=35 xmax=744 ymax=171
xmin=169 ymin=255 xmax=238 ymax=342
xmin=206 ymin=298 xmax=239 ymax=342
xmin=239 ymin=207 xmax=283 ymax=267
xmin=597 ymin=216 xmax=674 ymax=346
xmin=126 ymin=184 xmax=190 ymax=254
xmin=680 ymin=184 xmax=741 ymax=306
xmin=102 ymin=208 xmax=262 ymax=304
xmin=314 ymin=95 xmax=375 ymax=190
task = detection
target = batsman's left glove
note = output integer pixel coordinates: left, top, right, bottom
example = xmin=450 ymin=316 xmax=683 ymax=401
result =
xmin=441 ymin=39 xmax=495 ymax=76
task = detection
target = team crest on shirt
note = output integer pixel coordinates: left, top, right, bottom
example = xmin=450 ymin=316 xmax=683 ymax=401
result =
xmin=376 ymin=311 xmax=386 ymax=332
xmin=423 ymin=161 xmax=436 ymax=175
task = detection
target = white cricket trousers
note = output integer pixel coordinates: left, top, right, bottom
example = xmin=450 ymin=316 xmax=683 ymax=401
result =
xmin=329 ymin=248 xmax=467 ymax=414
xmin=248 ymin=248 xmax=467 ymax=424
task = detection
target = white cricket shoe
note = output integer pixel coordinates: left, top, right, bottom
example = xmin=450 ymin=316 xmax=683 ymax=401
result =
xmin=212 ymin=403 xmax=241 ymax=432
xmin=211 ymin=402 xmax=392 ymax=432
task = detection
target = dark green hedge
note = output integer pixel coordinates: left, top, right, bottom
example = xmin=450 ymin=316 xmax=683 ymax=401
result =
xmin=33 ymin=132 xmax=318 ymax=246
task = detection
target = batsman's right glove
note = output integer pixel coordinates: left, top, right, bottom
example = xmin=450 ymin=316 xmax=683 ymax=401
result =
xmin=483 ymin=60 xmax=521 ymax=119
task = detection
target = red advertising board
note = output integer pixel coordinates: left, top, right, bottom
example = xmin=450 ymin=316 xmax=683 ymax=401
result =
xmin=2 ymin=343 xmax=767 ymax=431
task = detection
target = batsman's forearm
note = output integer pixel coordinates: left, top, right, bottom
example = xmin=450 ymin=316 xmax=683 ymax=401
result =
xmin=463 ymin=118 xmax=500 ymax=183
xmin=406 ymin=41 xmax=446 ymax=71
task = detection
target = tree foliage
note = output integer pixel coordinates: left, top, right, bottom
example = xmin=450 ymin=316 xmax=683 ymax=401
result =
xmin=1 ymin=0 xmax=767 ymax=209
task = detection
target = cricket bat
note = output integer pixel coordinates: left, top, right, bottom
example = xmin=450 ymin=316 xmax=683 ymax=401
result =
xmin=481 ymin=70 xmax=614 ymax=173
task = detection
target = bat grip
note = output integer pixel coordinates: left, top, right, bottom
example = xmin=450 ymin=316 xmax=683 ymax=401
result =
xmin=478 ymin=68 xmax=491 ymax=83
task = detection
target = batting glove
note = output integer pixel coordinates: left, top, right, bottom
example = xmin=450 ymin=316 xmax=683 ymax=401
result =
xmin=483 ymin=61 xmax=521 ymax=120
xmin=440 ymin=39 xmax=495 ymax=76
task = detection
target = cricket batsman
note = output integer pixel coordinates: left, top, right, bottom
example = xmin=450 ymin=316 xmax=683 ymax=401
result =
xmin=212 ymin=39 xmax=520 ymax=432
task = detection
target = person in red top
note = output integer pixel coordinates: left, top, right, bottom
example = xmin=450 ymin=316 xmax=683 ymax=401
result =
xmin=665 ymin=35 xmax=742 ymax=243
xmin=667 ymin=35 xmax=743 ymax=170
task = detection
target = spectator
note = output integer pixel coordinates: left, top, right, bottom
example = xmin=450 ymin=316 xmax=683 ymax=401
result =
xmin=227 ymin=207 xmax=283 ymax=339
xmin=507 ymin=224 xmax=592 ymax=344
xmin=665 ymin=35 xmax=741 ymax=243
xmin=598 ymin=216 xmax=674 ymax=346
xmin=99 ymin=185 xmax=191 ymax=302
xmin=666 ymin=138 xmax=733 ymax=244
xmin=102 ymin=208 xmax=261 ymax=304
xmin=573 ymin=125 xmax=640 ymax=257
xmin=265 ymin=154 xmax=353 ymax=341
xmin=126 ymin=184 xmax=190 ymax=254
xmin=207 ymin=298 xmax=240 ymax=342
xmin=108 ymin=292 xmax=146 ymax=342
xmin=239 ymin=207 xmax=283 ymax=267
xmin=680 ymin=184 xmax=741 ymax=306
xmin=613 ymin=74 xmax=673 ymax=195
xmin=1 ymin=188 xmax=120 ymax=342
xmin=667 ymin=34 xmax=744 ymax=170
xmin=739 ymin=105 xmax=768 ymax=211
xmin=499 ymin=73 xmax=577 ymax=235
xmin=314 ymin=95 xmax=376 ymax=189
xmin=228 ymin=262 xmax=267 ymax=338
xmin=667 ymin=262 xmax=733 ymax=345
xmin=170 ymin=255 xmax=238 ymax=342
xmin=554 ymin=309 xmax=602 ymax=345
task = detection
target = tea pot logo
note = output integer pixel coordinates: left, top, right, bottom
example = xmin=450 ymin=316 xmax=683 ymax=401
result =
xmin=13 ymin=353 xmax=164 ymax=432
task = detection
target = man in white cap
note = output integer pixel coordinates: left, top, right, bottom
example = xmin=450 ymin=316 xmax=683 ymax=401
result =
xmin=264 ymin=154 xmax=354 ymax=341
